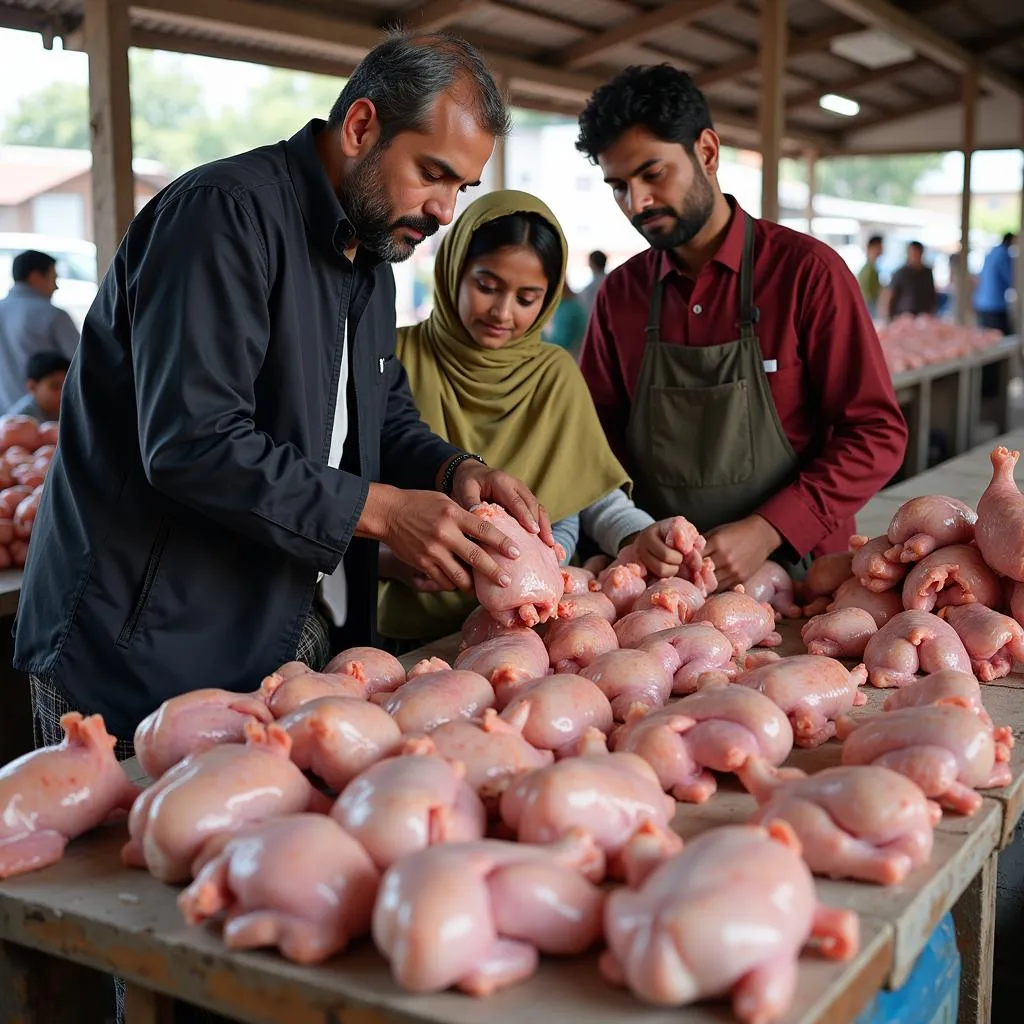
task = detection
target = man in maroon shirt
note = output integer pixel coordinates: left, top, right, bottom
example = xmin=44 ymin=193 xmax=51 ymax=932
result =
xmin=575 ymin=65 xmax=908 ymax=588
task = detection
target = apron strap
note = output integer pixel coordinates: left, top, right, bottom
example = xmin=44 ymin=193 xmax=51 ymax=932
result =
xmin=738 ymin=213 xmax=759 ymax=340
xmin=645 ymin=272 xmax=665 ymax=345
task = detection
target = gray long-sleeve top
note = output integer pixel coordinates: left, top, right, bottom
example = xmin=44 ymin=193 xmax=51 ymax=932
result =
xmin=552 ymin=488 xmax=655 ymax=563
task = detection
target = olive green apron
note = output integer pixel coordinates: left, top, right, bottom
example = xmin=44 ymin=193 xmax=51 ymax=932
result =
xmin=624 ymin=213 xmax=810 ymax=576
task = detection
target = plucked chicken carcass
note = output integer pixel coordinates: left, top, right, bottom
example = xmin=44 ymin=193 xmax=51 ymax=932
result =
xmin=938 ymin=603 xmax=1024 ymax=681
xmin=631 ymin=577 xmax=705 ymax=621
xmin=499 ymin=734 xmax=681 ymax=879
xmin=613 ymin=608 xmax=680 ymax=648
xmin=863 ymin=609 xmax=972 ymax=688
xmin=802 ymin=607 xmax=878 ymax=658
xmin=976 ymin=447 xmax=1024 ymax=581
xmin=902 ymin=544 xmax=1003 ymax=613
xmin=454 ymin=630 xmax=549 ymax=695
xmin=838 ymin=702 xmax=1013 ymax=814
xmin=323 ymin=647 xmax=405 ymax=695
xmin=472 ymin=503 xmax=562 ymax=627
xmin=850 ymin=535 xmax=907 ymax=593
xmin=370 ymin=669 xmax=494 ymax=734
xmin=557 ymin=591 xmax=617 ymax=623
xmin=799 ymin=552 xmax=854 ymax=617
xmin=134 ymin=688 xmax=275 ymax=780
xmin=561 ymin=566 xmax=595 ymax=596
xmin=542 ymin=612 xmax=618 ymax=675
xmin=179 ymin=814 xmax=379 ymax=964
xmin=638 ymin=623 xmax=737 ymax=695
xmin=406 ymin=657 xmax=451 ymax=677
xmin=123 ymin=722 xmax=318 ymax=883
xmin=0 ymin=713 xmax=139 ymax=879
xmin=620 ymin=516 xmax=716 ymax=593
xmin=740 ymin=561 xmax=801 ymax=618
xmin=460 ymin=606 xmax=523 ymax=648
xmin=373 ymin=831 xmax=606 ymax=996
xmin=421 ymin=711 xmax=554 ymax=807
xmin=827 ymin=576 xmax=904 ymax=628
xmin=579 ymin=648 xmax=673 ymax=720
xmin=260 ymin=666 xmax=364 ymax=719
xmin=331 ymin=746 xmax=486 ymax=870
xmin=601 ymin=824 xmax=858 ymax=1023
xmin=591 ymin=562 xmax=648 ymax=617
xmin=739 ymin=758 xmax=938 ymax=885
xmin=279 ymin=697 xmax=403 ymax=791
xmin=724 ymin=654 xmax=868 ymax=749
xmin=691 ymin=588 xmax=781 ymax=657
xmin=885 ymin=496 xmax=977 ymax=563
xmin=612 ymin=683 xmax=794 ymax=803
xmin=500 ymin=675 xmax=614 ymax=758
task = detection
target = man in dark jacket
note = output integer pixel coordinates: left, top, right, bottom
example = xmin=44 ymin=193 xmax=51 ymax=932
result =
xmin=15 ymin=31 xmax=551 ymax=755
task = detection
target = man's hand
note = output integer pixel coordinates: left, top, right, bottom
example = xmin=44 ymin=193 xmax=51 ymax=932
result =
xmin=448 ymin=459 xmax=555 ymax=548
xmin=357 ymin=483 xmax=521 ymax=593
xmin=703 ymin=515 xmax=783 ymax=591
xmin=378 ymin=544 xmax=443 ymax=593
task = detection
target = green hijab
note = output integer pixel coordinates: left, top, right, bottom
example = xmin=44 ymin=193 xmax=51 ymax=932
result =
xmin=378 ymin=190 xmax=629 ymax=640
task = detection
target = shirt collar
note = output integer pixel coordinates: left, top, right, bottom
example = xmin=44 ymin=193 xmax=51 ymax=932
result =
xmin=658 ymin=194 xmax=747 ymax=280
xmin=285 ymin=119 xmax=364 ymax=262
xmin=8 ymin=283 xmax=42 ymax=300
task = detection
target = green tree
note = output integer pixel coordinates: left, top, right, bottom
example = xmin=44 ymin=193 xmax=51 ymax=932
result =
xmin=0 ymin=80 xmax=89 ymax=149
xmin=782 ymin=153 xmax=944 ymax=206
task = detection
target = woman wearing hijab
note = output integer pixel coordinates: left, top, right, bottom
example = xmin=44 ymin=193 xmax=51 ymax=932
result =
xmin=378 ymin=191 xmax=670 ymax=646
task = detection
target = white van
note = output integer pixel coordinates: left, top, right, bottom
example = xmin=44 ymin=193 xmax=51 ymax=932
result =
xmin=0 ymin=233 xmax=98 ymax=330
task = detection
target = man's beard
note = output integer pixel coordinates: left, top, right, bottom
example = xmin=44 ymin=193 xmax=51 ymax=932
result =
xmin=345 ymin=145 xmax=439 ymax=263
xmin=631 ymin=169 xmax=715 ymax=250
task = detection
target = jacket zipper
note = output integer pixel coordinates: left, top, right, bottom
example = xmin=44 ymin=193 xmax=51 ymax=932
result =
xmin=116 ymin=522 xmax=170 ymax=648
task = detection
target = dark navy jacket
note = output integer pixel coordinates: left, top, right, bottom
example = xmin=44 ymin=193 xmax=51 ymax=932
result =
xmin=14 ymin=120 xmax=460 ymax=739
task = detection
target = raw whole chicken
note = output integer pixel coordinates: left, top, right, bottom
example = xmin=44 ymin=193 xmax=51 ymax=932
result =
xmin=454 ymin=630 xmax=549 ymax=696
xmin=331 ymin=747 xmax=486 ymax=870
xmin=370 ymin=669 xmax=494 ymax=734
xmin=472 ymin=503 xmax=562 ymax=628
xmin=499 ymin=738 xmax=681 ymax=878
xmin=460 ymin=606 xmax=522 ymax=648
xmin=725 ymin=655 xmax=868 ymax=748
xmin=739 ymin=758 xmax=938 ymax=885
xmin=0 ymin=713 xmax=140 ymax=879
xmin=862 ymin=610 xmax=972 ymax=688
xmin=800 ymin=552 xmax=855 ymax=617
xmin=557 ymin=591 xmax=617 ymax=623
xmin=561 ymin=566 xmax=595 ymax=596
xmin=499 ymin=675 xmax=614 ymax=758
xmin=579 ymin=648 xmax=673 ymax=720
xmin=122 ymin=722 xmax=318 ymax=883
xmin=406 ymin=657 xmax=451 ymax=678
xmin=134 ymin=688 xmax=275 ymax=780
xmin=179 ymin=814 xmax=379 ymax=964
xmin=740 ymin=561 xmax=801 ymax=618
xmin=542 ymin=612 xmax=618 ymax=675
xmin=976 ymin=447 xmax=1024 ymax=581
xmin=885 ymin=496 xmax=977 ymax=563
xmin=631 ymin=577 xmax=705 ymax=621
xmin=592 ymin=562 xmax=648 ymax=617
xmin=638 ymin=623 xmax=737 ymax=695
xmin=612 ymin=607 xmax=679 ymax=648
xmin=838 ymin=702 xmax=1013 ymax=814
xmin=938 ymin=603 xmax=1024 ymax=681
xmin=279 ymin=697 xmax=403 ymax=791
xmin=902 ymin=544 xmax=1003 ymax=613
xmin=323 ymin=646 xmax=406 ymax=696
xmin=850 ymin=535 xmax=907 ymax=593
xmin=691 ymin=588 xmax=781 ymax=657
xmin=612 ymin=684 xmax=794 ymax=803
xmin=373 ymin=831 xmax=606 ymax=996
xmin=828 ymin=576 xmax=904 ymax=628
xmin=259 ymin=667 xmax=364 ymax=719
xmin=1009 ymin=579 xmax=1024 ymax=629
xmin=0 ymin=416 xmax=40 ymax=452
xmin=802 ymin=608 xmax=878 ymax=659
xmin=620 ymin=516 xmax=716 ymax=593
xmin=601 ymin=824 xmax=858 ymax=1022
xmin=420 ymin=711 xmax=554 ymax=806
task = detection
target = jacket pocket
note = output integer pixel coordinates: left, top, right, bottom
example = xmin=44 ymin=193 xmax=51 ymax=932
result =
xmin=116 ymin=520 xmax=170 ymax=649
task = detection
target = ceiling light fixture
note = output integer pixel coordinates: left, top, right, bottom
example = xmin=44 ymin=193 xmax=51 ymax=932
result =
xmin=819 ymin=93 xmax=861 ymax=117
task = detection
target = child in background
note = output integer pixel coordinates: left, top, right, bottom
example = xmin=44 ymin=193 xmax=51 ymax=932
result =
xmin=6 ymin=351 xmax=69 ymax=422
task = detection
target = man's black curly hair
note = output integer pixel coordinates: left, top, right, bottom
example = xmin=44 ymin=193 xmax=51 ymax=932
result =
xmin=576 ymin=64 xmax=714 ymax=163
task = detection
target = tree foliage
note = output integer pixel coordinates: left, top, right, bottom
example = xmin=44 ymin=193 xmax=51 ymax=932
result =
xmin=782 ymin=153 xmax=944 ymax=206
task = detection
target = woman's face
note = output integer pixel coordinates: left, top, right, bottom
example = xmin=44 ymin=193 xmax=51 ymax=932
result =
xmin=457 ymin=244 xmax=550 ymax=350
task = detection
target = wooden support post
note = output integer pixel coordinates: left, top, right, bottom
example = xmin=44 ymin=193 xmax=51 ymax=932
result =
xmin=84 ymin=0 xmax=134 ymax=280
xmin=491 ymin=76 xmax=508 ymax=193
xmin=759 ymin=0 xmax=787 ymax=223
xmin=956 ymin=65 xmax=977 ymax=326
xmin=805 ymin=148 xmax=817 ymax=235
xmin=952 ymin=852 xmax=996 ymax=1024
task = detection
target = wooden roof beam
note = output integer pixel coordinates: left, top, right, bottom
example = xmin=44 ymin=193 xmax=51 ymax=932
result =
xmin=785 ymin=58 xmax=921 ymax=111
xmin=965 ymin=18 xmax=1024 ymax=54
xmin=843 ymin=90 xmax=972 ymax=134
xmin=391 ymin=0 xmax=488 ymax=33
xmin=818 ymin=0 xmax=1024 ymax=96
xmin=553 ymin=0 xmax=728 ymax=70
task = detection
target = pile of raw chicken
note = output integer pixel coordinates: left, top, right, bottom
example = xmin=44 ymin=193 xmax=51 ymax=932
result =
xmin=0 ymin=415 xmax=57 ymax=569
xmin=3 ymin=458 xmax=1024 ymax=1023
xmin=877 ymin=315 xmax=1005 ymax=374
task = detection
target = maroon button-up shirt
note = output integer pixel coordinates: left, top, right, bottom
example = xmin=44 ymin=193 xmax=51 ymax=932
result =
xmin=579 ymin=199 xmax=908 ymax=558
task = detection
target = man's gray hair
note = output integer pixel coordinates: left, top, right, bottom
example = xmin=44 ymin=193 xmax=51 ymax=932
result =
xmin=328 ymin=30 xmax=510 ymax=143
